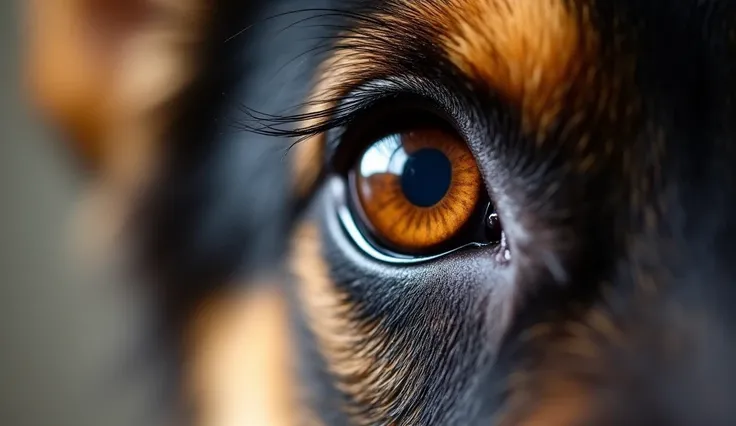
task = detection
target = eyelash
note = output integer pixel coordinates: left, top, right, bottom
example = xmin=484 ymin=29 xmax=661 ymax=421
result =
xmin=233 ymin=84 xmax=386 ymax=213
xmin=238 ymin=87 xmax=388 ymax=146
xmin=238 ymin=73 xmax=465 ymax=158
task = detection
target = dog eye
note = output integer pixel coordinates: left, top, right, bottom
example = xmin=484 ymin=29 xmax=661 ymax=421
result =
xmin=345 ymin=122 xmax=501 ymax=257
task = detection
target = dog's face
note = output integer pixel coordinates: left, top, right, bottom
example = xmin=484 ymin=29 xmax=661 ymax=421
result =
xmin=28 ymin=0 xmax=736 ymax=425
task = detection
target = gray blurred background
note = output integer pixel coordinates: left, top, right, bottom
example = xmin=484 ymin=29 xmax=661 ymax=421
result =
xmin=1 ymin=2 xmax=141 ymax=425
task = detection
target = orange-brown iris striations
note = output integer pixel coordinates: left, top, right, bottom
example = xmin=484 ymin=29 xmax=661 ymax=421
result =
xmin=353 ymin=128 xmax=482 ymax=252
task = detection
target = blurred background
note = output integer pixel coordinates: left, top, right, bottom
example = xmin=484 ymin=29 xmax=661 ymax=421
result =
xmin=1 ymin=2 xmax=143 ymax=425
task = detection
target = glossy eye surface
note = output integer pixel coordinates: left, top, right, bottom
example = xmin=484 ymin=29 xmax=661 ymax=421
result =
xmin=351 ymin=128 xmax=483 ymax=253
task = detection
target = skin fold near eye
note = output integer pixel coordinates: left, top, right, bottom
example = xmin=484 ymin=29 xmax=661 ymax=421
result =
xmin=353 ymin=128 xmax=482 ymax=252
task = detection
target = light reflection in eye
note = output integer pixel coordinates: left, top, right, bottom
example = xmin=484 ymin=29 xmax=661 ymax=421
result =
xmin=359 ymin=134 xmax=407 ymax=177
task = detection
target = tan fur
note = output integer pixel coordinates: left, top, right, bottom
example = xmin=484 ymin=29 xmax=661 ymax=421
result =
xmin=498 ymin=307 xmax=623 ymax=426
xmin=26 ymin=0 xmax=210 ymax=260
xmin=440 ymin=0 xmax=598 ymax=135
xmin=515 ymin=382 xmax=590 ymax=426
xmin=292 ymin=137 xmax=325 ymax=200
xmin=290 ymin=225 xmax=370 ymax=395
xmin=291 ymin=224 xmax=406 ymax=424
xmin=186 ymin=283 xmax=296 ymax=426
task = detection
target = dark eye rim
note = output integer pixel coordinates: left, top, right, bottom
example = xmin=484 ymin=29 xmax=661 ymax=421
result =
xmin=327 ymin=99 xmax=503 ymax=263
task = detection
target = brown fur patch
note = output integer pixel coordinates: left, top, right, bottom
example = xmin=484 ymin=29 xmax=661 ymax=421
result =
xmin=186 ymin=283 xmax=296 ymax=426
xmin=440 ymin=0 xmax=599 ymax=135
xmin=328 ymin=0 xmax=602 ymax=138
xmin=310 ymin=0 xmax=600 ymax=139
xmin=26 ymin=0 xmax=104 ymax=164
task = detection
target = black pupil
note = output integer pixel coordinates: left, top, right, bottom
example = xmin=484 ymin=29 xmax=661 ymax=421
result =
xmin=400 ymin=148 xmax=452 ymax=207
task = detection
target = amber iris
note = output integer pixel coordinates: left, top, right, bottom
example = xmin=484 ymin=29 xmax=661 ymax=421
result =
xmin=353 ymin=128 xmax=482 ymax=252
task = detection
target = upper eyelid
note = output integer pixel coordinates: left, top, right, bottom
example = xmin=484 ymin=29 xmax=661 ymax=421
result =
xmin=322 ymin=75 xmax=469 ymax=169
xmin=322 ymin=78 xmax=410 ymax=165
